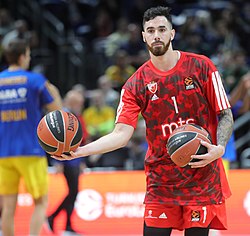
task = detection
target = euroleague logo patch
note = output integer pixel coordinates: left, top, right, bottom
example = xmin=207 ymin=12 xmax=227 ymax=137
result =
xmin=191 ymin=210 xmax=200 ymax=222
xmin=184 ymin=77 xmax=195 ymax=90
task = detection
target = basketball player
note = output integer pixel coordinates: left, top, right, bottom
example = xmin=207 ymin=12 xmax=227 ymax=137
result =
xmin=53 ymin=6 xmax=234 ymax=236
xmin=0 ymin=38 xmax=62 ymax=236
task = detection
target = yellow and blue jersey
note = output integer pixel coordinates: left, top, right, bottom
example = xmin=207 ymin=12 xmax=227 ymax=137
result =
xmin=0 ymin=69 xmax=54 ymax=157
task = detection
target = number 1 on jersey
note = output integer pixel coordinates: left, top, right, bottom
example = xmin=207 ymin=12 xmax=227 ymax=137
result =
xmin=171 ymin=96 xmax=179 ymax=114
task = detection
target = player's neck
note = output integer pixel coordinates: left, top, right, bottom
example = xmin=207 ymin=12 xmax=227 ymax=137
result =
xmin=150 ymin=50 xmax=180 ymax=72
xmin=8 ymin=65 xmax=23 ymax=71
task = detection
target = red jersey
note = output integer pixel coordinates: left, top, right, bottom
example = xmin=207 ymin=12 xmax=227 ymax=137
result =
xmin=115 ymin=51 xmax=231 ymax=205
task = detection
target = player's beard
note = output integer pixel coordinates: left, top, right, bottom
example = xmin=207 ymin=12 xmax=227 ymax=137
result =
xmin=146 ymin=38 xmax=171 ymax=56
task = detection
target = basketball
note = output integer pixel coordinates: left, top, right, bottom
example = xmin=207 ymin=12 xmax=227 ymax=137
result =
xmin=37 ymin=110 xmax=83 ymax=156
xmin=166 ymin=124 xmax=212 ymax=167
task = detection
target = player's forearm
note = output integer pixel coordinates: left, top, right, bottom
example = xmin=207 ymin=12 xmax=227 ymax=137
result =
xmin=46 ymin=82 xmax=63 ymax=109
xmin=74 ymin=123 xmax=134 ymax=158
xmin=82 ymin=133 xmax=128 ymax=155
xmin=217 ymin=109 xmax=234 ymax=148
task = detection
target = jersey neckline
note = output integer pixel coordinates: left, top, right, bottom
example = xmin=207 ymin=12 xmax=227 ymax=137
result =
xmin=148 ymin=50 xmax=184 ymax=76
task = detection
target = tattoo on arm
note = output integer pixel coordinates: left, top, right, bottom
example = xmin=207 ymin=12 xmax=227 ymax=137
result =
xmin=217 ymin=109 xmax=234 ymax=147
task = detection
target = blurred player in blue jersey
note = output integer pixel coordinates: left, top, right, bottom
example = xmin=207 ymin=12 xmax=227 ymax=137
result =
xmin=0 ymin=38 xmax=62 ymax=236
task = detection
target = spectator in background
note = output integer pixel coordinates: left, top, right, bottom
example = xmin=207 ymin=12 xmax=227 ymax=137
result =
xmin=87 ymin=146 xmax=130 ymax=170
xmin=97 ymin=74 xmax=119 ymax=108
xmin=0 ymin=38 xmax=62 ymax=236
xmin=71 ymin=83 xmax=86 ymax=95
xmin=0 ymin=11 xmax=13 ymax=70
xmin=222 ymin=132 xmax=237 ymax=174
xmin=94 ymin=6 xmax=113 ymax=38
xmin=213 ymin=18 xmax=240 ymax=54
xmin=104 ymin=17 xmax=130 ymax=59
xmin=63 ymin=89 xmax=89 ymax=146
xmin=123 ymin=0 xmax=150 ymax=25
xmin=48 ymin=89 xmax=88 ymax=234
xmin=216 ymin=4 xmax=241 ymax=52
xmin=0 ymin=8 xmax=13 ymax=39
xmin=71 ymin=83 xmax=90 ymax=112
xmin=229 ymin=72 xmax=250 ymax=117
xmin=1 ymin=19 xmax=31 ymax=49
xmin=105 ymin=49 xmax=136 ymax=91
xmin=119 ymin=23 xmax=148 ymax=68
xmin=126 ymin=135 xmax=146 ymax=170
xmin=216 ymin=50 xmax=250 ymax=165
xmin=126 ymin=119 xmax=147 ymax=170
xmin=83 ymin=89 xmax=115 ymax=140
xmin=215 ymin=49 xmax=249 ymax=118
xmin=235 ymin=2 xmax=250 ymax=58
xmin=1 ymin=18 xmax=40 ymax=72
xmin=179 ymin=29 xmax=210 ymax=55
xmin=221 ymin=49 xmax=249 ymax=94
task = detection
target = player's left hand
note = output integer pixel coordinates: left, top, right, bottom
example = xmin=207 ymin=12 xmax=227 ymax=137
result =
xmin=51 ymin=151 xmax=78 ymax=161
xmin=51 ymin=146 xmax=88 ymax=161
xmin=188 ymin=140 xmax=225 ymax=168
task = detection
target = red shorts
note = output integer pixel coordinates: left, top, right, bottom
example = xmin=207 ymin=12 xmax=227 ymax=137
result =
xmin=144 ymin=203 xmax=227 ymax=231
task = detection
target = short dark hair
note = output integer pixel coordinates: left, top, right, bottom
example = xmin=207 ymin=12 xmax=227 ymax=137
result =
xmin=143 ymin=6 xmax=172 ymax=29
xmin=4 ymin=38 xmax=29 ymax=65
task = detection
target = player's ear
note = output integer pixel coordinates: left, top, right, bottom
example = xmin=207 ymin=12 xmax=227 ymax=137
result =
xmin=142 ymin=32 xmax=146 ymax=42
xmin=170 ymin=29 xmax=175 ymax=41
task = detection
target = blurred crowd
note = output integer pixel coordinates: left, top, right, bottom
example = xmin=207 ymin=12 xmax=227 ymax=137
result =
xmin=0 ymin=0 xmax=250 ymax=170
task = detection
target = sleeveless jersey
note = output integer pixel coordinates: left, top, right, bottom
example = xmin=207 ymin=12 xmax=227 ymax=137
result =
xmin=0 ymin=69 xmax=54 ymax=157
xmin=115 ymin=51 xmax=232 ymax=205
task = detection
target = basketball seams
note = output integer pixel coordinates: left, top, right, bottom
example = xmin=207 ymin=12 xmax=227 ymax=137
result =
xmin=170 ymin=135 xmax=200 ymax=167
xmin=70 ymin=116 xmax=78 ymax=147
xmin=167 ymin=124 xmax=211 ymax=167
xmin=37 ymin=136 xmax=57 ymax=152
xmin=170 ymin=134 xmax=197 ymax=157
xmin=43 ymin=116 xmax=61 ymax=154
xmin=70 ymin=119 xmax=83 ymax=148
xmin=44 ymin=114 xmax=64 ymax=144
xmin=37 ymin=120 xmax=56 ymax=147
xmin=61 ymin=110 xmax=74 ymax=153
xmin=167 ymin=131 xmax=210 ymax=153
xmin=185 ymin=131 xmax=211 ymax=144
xmin=167 ymin=131 xmax=196 ymax=154
xmin=60 ymin=111 xmax=66 ymax=147
xmin=196 ymin=133 xmax=211 ymax=144
xmin=193 ymin=133 xmax=201 ymax=157
xmin=169 ymin=132 xmax=211 ymax=157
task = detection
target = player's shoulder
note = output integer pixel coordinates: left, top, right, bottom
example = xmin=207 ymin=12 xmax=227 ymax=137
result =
xmin=25 ymin=71 xmax=49 ymax=89
xmin=25 ymin=70 xmax=46 ymax=80
xmin=0 ymin=69 xmax=46 ymax=81
xmin=182 ymin=51 xmax=214 ymax=65
xmin=182 ymin=51 xmax=211 ymax=61
xmin=122 ymin=61 xmax=150 ymax=93
xmin=126 ymin=60 xmax=150 ymax=82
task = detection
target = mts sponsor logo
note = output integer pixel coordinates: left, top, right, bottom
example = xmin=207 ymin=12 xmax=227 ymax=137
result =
xmin=161 ymin=117 xmax=195 ymax=136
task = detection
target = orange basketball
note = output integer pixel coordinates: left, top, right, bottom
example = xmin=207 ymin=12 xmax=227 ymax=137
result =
xmin=166 ymin=124 xmax=212 ymax=167
xmin=37 ymin=110 xmax=82 ymax=156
